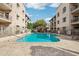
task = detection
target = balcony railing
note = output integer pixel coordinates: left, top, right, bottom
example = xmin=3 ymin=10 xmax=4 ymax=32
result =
xmin=0 ymin=11 xmax=11 ymax=22
xmin=71 ymin=29 xmax=79 ymax=35
xmin=71 ymin=17 xmax=79 ymax=23
xmin=0 ymin=13 xmax=9 ymax=19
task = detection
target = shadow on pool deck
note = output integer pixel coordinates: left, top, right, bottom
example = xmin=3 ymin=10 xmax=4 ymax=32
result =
xmin=30 ymin=46 xmax=75 ymax=56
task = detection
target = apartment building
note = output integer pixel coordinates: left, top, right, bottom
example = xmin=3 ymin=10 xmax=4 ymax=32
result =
xmin=70 ymin=3 xmax=79 ymax=35
xmin=0 ymin=3 xmax=27 ymax=37
xmin=25 ymin=14 xmax=30 ymax=32
xmin=56 ymin=3 xmax=71 ymax=34
xmin=49 ymin=15 xmax=56 ymax=33
xmin=50 ymin=3 xmax=79 ymax=35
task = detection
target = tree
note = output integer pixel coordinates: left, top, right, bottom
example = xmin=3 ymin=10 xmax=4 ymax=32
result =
xmin=27 ymin=22 xmax=33 ymax=30
xmin=33 ymin=19 xmax=47 ymax=32
xmin=33 ymin=19 xmax=47 ymax=28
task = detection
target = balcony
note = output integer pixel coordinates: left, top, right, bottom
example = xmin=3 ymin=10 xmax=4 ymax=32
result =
xmin=0 ymin=11 xmax=11 ymax=24
xmin=0 ymin=3 xmax=12 ymax=11
xmin=71 ymin=29 xmax=79 ymax=35
xmin=71 ymin=17 xmax=79 ymax=24
xmin=71 ymin=4 xmax=79 ymax=14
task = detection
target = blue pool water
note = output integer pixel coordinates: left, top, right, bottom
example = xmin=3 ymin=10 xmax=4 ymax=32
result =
xmin=16 ymin=33 xmax=60 ymax=42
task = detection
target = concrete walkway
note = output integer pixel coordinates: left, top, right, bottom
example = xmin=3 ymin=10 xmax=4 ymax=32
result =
xmin=0 ymin=41 xmax=79 ymax=56
xmin=0 ymin=32 xmax=79 ymax=56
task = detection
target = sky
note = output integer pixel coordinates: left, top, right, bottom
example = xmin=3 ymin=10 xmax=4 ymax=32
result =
xmin=25 ymin=3 xmax=60 ymax=23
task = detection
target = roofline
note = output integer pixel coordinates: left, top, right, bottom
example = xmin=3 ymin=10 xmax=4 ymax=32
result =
xmin=49 ymin=15 xmax=56 ymax=22
xmin=49 ymin=4 xmax=62 ymax=21
xmin=25 ymin=14 xmax=30 ymax=20
xmin=56 ymin=3 xmax=62 ymax=11
xmin=49 ymin=3 xmax=62 ymax=22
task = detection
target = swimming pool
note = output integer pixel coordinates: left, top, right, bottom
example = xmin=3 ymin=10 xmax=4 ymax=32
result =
xmin=16 ymin=33 xmax=60 ymax=42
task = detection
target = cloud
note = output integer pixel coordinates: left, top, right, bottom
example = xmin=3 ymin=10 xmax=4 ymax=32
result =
xmin=25 ymin=3 xmax=49 ymax=10
xmin=26 ymin=13 xmax=32 ymax=17
xmin=45 ymin=17 xmax=52 ymax=23
xmin=49 ymin=3 xmax=60 ymax=7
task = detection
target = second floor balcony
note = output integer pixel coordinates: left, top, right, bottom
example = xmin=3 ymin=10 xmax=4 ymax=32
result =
xmin=71 ymin=16 xmax=79 ymax=24
xmin=0 ymin=11 xmax=11 ymax=24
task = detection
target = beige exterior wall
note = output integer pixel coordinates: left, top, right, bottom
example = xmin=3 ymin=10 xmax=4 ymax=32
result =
xmin=0 ymin=3 xmax=27 ymax=37
xmin=9 ymin=3 xmax=26 ymax=35
xmin=0 ymin=3 xmax=12 ymax=36
xmin=54 ymin=3 xmax=79 ymax=34
xmin=50 ymin=3 xmax=79 ymax=35
xmin=56 ymin=3 xmax=72 ymax=34
xmin=50 ymin=16 xmax=56 ymax=32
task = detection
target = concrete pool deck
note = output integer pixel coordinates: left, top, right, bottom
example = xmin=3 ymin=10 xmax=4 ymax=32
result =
xmin=0 ymin=32 xmax=79 ymax=56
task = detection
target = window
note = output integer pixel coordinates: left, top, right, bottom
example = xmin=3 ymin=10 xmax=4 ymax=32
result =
xmin=57 ymin=28 xmax=59 ymax=30
xmin=63 ymin=17 xmax=66 ymax=22
xmin=63 ymin=27 xmax=66 ymax=30
xmin=22 ymin=10 xmax=24 ymax=13
xmin=22 ymin=27 xmax=24 ymax=28
xmin=17 ymin=3 xmax=20 ymax=7
xmin=25 ymin=20 xmax=27 ymax=23
xmin=57 ymin=12 xmax=59 ymax=17
xmin=57 ymin=20 xmax=59 ymax=24
xmin=5 ymin=13 xmax=9 ymax=19
xmin=62 ymin=27 xmax=66 ymax=34
xmin=63 ymin=7 xmax=66 ymax=13
xmin=16 ymin=25 xmax=19 ymax=27
xmin=16 ymin=14 xmax=19 ymax=20
xmin=22 ymin=19 xmax=24 ymax=21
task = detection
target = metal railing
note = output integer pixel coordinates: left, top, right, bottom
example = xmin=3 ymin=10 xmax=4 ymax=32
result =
xmin=71 ymin=29 xmax=79 ymax=35
xmin=71 ymin=17 xmax=79 ymax=23
xmin=0 ymin=12 xmax=10 ymax=20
